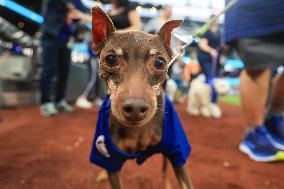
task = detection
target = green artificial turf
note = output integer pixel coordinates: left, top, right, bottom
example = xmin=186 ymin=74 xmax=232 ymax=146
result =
xmin=219 ymin=95 xmax=240 ymax=106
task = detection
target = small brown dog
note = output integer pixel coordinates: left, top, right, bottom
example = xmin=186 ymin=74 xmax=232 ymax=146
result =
xmin=90 ymin=6 xmax=193 ymax=189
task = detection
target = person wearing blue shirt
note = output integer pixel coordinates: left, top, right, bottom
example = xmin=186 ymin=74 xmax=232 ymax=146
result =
xmin=224 ymin=0 xmax=284 ymax=162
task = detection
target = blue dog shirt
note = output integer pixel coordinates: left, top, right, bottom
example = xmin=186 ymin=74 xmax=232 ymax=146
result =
xmin=90 ymin=95 xmax=191 ymax=172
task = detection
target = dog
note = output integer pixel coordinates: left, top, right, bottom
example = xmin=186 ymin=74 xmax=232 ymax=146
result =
xmin=89 ymin=6 xmax=193 ymax=189
xmin=165 ymin=78 xmax=178 ymax=102
xmin=187 ymin=75 xmax=231 ymax=118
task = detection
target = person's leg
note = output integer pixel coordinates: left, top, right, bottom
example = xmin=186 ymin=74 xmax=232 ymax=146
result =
xmin=261 ymin=33 xmax=284 ymax=149
xmin=39 ymin=40 xmax=59 ymax=116
xmin=82 ymin=57 xmax=98 ymax=97
xmin=199 ymin=61 xmax=218 ymax=103
xmin=265 ymin=72 xmax=284 ymax=149
xmin=239 ymin=69 xmax=284 ymax=161
xmin=76 ymin=57 xmax=98 ymax=108
xmin=240 ymin=69 xmax=271 ymax=126
xmin=199 ymin=61 xmax=213 ymax=82
xmin=40 ymin=41 xmax=58 ymax=104
xmin=208 ymin=79 xmax=218 ymax=103
xmin=55 ymin=44 xmax=74 ymax=112
xmin=55 ymin=45 xmax=71 ymax=103
xmin=270 ymin=72 xmax=284 ymax=113
xmin=237 ymin=36 xmax=284 ymax=162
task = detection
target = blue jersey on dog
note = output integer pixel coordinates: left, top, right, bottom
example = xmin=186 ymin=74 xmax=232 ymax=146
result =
xmin=90 ymin=95 xmax=191 ymax=173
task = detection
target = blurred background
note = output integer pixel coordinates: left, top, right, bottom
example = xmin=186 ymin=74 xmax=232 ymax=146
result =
xmin=1 ymin=1 xmax=284 ymax=189
xmin=0 ymin=0 xmax=241 ymax=107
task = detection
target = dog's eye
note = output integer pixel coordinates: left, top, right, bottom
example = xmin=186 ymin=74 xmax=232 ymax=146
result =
xmin=154 ymin=58 xmax=166 ymax=70
xmin=105 ymin=54 xmax=117 ymax=66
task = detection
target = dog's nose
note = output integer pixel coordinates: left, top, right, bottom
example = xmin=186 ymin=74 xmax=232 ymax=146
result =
xmin=122 ymin=98 xmax=149 ymax=122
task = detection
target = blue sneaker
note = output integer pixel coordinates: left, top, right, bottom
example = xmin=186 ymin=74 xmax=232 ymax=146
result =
xmin=265 ymin=115 xmax=284 ymax=150
xmin=239 ymin=126 xmax=284 ymax=162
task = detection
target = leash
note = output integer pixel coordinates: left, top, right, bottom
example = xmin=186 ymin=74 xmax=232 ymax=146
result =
xmin=168 ymin=0 xmax=238 ymax=67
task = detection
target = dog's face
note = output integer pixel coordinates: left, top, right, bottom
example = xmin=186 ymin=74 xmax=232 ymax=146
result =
xmin=99 ymin=32 xmax=171 ymax=127
xmin=92 ymin=6 xmax=182 ymax=127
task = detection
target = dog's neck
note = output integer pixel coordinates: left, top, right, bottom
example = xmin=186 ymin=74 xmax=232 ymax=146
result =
xmin=109 ymin=93 xmax=164 ymax=154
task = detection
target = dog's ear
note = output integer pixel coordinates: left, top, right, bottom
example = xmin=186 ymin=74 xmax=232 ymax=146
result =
xmin=92 ymin=6 xmax=115 ymax=53
xmin=157 ymin=20 xmax=183 ymax=46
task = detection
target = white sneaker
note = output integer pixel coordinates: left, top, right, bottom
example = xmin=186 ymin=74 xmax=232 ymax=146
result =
xmin=40 ymin=102 xmax=58 ymax=117
xmin=75 ymin=97 xmax=93 ymax=109
xmin=56 ymin=100 xmax=74 ymax=113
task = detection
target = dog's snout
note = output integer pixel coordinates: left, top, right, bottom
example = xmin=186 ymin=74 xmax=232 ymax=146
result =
xmin=122 ymin=98 xmax=149 ymax=122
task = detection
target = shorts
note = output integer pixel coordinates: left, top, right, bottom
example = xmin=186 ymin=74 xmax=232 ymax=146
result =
xmin=237 ymin=32 xmax=284 ymax=70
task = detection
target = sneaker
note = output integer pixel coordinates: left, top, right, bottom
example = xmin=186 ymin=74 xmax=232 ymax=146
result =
xmin=239 ymin=126 xmax=284 ymax=162
xmin=265 ymin=115 xmax=284 ymax=150
xmin=75 ymin=97 xmax=93 ymax=109
xmin=40 ymin=102 xmax=58 ymax=117
xmin=56 ymin=100 xmax=74 ymax=113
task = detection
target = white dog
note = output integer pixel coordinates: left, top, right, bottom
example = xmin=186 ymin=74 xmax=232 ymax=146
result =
xmin=187 ymin=75 xmax=231 ymax=118
xmin=166 ymin=79 xmax=178 ymax=102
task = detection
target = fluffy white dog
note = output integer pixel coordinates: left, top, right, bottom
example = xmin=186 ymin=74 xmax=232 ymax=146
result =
xmin=187 ymin=75 xmax=231 ymax=118
xmin=166 ymin=79 xmax=178 ymax=102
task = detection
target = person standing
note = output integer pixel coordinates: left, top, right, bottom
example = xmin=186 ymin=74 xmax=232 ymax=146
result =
xmin=107 ymin=0 xmax=141 ymax=31
xmin=39 ymin=0 xmax=76 ymax=116
xmin=225 ymin=0 xmax=284 ymax=162
xmin=73 ymin=0 xmax=141 ymax=31
xmin=197 ymin=16 xmax=221 ymax=82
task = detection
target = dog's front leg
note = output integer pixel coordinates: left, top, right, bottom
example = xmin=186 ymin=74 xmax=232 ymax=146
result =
xmin=107 ymin=171 xmax=123 ymax=189
xmin=173 ymin=165 xmax=193 ymax=189
xmin=162 ymin=157 xmax=172 ymax=189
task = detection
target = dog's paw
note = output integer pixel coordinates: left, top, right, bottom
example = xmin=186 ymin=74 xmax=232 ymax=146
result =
xmin=96 ymin=170 xmax=108 ymax=183
xmin=187 ymin=107 xmax=200 ymax=116
xmin=164 ymin=180 xmax=172 ymax=189
xmin=200 ymin=106 xmax=211 ymax=118
xmin=210 ymin=104 xmax=222 ymax=119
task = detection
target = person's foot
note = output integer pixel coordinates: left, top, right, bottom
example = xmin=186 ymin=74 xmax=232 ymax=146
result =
xmin=239 ymin=126 xmax=284 ymax=162
xmin=75 ymin=97 xmax=93 ymax=109
xmin=265 ymin=115 xmax=284 ymax=150
xmin=40 ymin=102 xmax=58 ymax=117
xmin=56 ymin=100 xmax=74 ymax=113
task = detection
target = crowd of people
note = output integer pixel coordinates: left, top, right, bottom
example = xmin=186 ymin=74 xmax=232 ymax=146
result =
xmin=38 ymin=0 xmax=284 ymax=163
